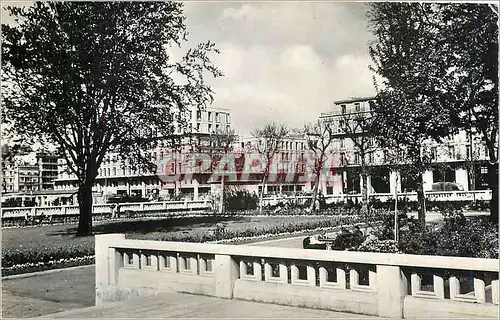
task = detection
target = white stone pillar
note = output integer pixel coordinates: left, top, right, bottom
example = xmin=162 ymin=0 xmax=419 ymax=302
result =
xmin=367 ymin=175 xmax=372 ymax=195
xmin=342 ymin=171 xmax=348 ymax=194
xmin=95 ymin=234 xmax=126 ymax=305
xmin=455 ymin=167 xmax=469 ymax=191
xmin=389 ymin=170 xmax=401 ymax=194
xmin=214 ymin=254 xmax=239 ymax=299
xmin=194 ymin=181 xmax=199 ymax=200
xmin=141 ymin=180 xmax=146 ymax=197
xmin=376 ymin=265 xmax=408 ymax=318
xmin=422 ymin=170 xmax=433 ymax=191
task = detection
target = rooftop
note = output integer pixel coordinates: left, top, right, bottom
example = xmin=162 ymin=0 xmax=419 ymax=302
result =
xmin=333 ymin=96 xmax=376 ymax=105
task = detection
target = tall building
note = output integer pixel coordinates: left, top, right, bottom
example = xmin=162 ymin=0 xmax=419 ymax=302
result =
xmin=54 ymin=106 xmax=233 ymax=201
xmin=37 ymin=152 xmax=59 ymax=190
xmin=2 ymin=159 xmax=16 ymax=193
xmin=191 ymin=106 xmax=231 ymax=134
xmin=14 ymin=164 xmax=40 ymax=193
xmin=318 ymin=96 xmax=491 ymax=195
xmin=2 ymin=150 xmax=59 ymax=194
xmin=230 ymin=134 xmax=310 ymax=195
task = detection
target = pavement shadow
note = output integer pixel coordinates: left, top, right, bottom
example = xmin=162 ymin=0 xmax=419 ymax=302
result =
xmin=46 ymin=215 xmax=248 ymax=237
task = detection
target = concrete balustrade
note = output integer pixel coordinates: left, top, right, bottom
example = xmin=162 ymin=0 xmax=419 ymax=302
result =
xmin=2 ymin=191 xmax=491 ymax=223
xmin=95 ymin=234 xmax=499 ymax=318
xmin=260 ymin=190 xmax=492 ymax=206
xmin=0 ymin=200 xmax=212 ymax=222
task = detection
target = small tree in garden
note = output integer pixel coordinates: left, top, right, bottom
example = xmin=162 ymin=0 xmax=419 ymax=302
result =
xmin=208 ymin=126 xmax=237 ymax=214
xmin=304 ymin=120 xmax=334 ymax=212
xmin=337 ymin=109 xmax=378 ymax=216
xmin=2 ymin=2 xmax=222 ymax=236
xmin=251 ymin=122 xmax=289 ymax=214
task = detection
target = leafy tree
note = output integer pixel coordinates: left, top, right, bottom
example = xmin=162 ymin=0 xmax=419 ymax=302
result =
xmin=438 ymin=4 xmax=499 ymax=222
xmin=251 ymin=122 xmax=289 ymax=214
xmin=367 ymin=3 xmax=498 ymax=224
xmin=337 ymin=107 xmax=378 ymax=216
xmin=2 ymin=2 xmax=222 ymax=235
xmin=304 ymin=120 xmax=334 ymax=212
xmin=208 ymin=126 xmax=237 ymax=214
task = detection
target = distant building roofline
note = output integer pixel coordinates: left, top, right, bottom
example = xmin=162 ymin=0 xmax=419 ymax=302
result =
xmin=201 ymin=106 xmax=231 ymax=112
xmin=333 ymin=96 xmax=376 ymax=105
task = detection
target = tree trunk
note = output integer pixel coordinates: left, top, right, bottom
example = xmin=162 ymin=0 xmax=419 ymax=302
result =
xmin=361 ymin=171 xmax=369 ymax=216
xmin=309 ymin=173 xmax=320 ymax=212
xmin=76 ymin=182 xmax=93 ymax=236
xmin=219 ymin=177 xmax=225 ymax=215
xmin=394 ymin=176 xmax=399 ymax=242
xmin=417 ymin=173 xmax=426 ymax=227
xmin=259 ymin=176 xmax=266 ymax=215
xmin=488 ymin=162 xmax=498 ymax=224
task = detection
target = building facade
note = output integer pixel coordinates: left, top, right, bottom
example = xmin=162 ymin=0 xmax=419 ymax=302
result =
xmin=50 ymin=97 xmax=494 ymax=205
xmin=318 ymin=96 xmax=491 ymax=196
xmin=2 ymin=151 xmax=59 ymax=194
xmin=54 ymin=106 xmax=233 ymax=202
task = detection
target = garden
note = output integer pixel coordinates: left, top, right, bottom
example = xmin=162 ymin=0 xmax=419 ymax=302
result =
xmin=2 ymin=213 xmax=362 ymax=276
xmin=2 ymin=191 xmax=497 ymax=276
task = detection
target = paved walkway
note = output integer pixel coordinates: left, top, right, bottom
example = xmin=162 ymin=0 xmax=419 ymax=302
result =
xmin=2 ymin=265 xmax=95 ymax=318
xmin=35 ymin=291 xmax=381 ymax=319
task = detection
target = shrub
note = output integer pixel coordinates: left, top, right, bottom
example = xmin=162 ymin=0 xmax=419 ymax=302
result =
xmin=398 ymin=212 xmax=498 ymax=258
xmin=2 ymin=242 xmax=94 ymax=268
xmin=224 ymin=190 xmax=259 ymax=211
xmin=356 ymin=236 xmax=399 ymax=253
xmin=369 ymin=211 xmax=408 ymax=241
xmin=398 ymin=219 xmax=440 ymax=255
xmin=332 ymin=228 xmax=365 ymax=250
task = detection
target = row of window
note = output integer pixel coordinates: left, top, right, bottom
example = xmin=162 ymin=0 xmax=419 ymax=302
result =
xmin=339 ymin=102 xmax=369 ymax=114
xmin=195 ymin=123 xmax=231 ymax=133
xmin=98 ymin=167 xmax=154 ymax=177
xmin=196 ymin=111 xmax=230 ymax=123
xmin=280 ymin=141 xmax=306 ymax=150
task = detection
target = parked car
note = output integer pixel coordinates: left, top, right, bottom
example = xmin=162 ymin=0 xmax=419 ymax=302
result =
xmin=431 ymin=182 xmax=464 ymax=191
xmin=107 ymin=195 xmax=149 ymax=204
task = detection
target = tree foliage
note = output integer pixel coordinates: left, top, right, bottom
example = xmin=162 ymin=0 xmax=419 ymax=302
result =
xmin=337 ymin=107 xmax=379 ymax=214
xmin=251 ymin=122 xmax=289 ymax=214
xmin=304 ymin=119 xmax=334 ymax=211
xmin=2 ymin=2 xmax=222 ymax=235
xmin=367 ymin=3 xmax=498 ymax=223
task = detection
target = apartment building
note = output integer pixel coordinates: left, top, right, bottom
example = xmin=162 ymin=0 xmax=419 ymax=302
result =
xmin=2 ymin=151 xmax=59 ymax=194
xmin=231 ymin=134 xmax=311 ymax=195
xmin=54 ymin=106 xmax=233 ymax=201
xmin=318 ymin=96 xmax=491 ymax=196
xmin=37 ymin=152 xmax=59 ymax=190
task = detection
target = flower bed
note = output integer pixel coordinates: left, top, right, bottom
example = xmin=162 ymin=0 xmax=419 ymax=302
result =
xmin=2 ymin=242 xmax=95 ymax=276
xmin=131 ymin=215 xmax=361 ymax=243
xmin=2 ymin=215 xmax=363 ymax=276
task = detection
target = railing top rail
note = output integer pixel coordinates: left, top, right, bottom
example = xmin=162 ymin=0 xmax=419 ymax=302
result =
xmin=0 ymin=199 xmax=210 ymax=211
xmin=102 ymin=235 xmax=498 ymax=272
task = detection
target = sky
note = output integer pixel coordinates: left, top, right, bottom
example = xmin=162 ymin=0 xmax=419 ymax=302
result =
xmin=2 ymin=1 xmax=377 ymax=137
xmin=182 ymin=1 xmax=377 ymax=136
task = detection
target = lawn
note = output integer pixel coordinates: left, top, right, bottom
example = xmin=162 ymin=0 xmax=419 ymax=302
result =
xmin=2 ymin=215 xmax=349 ymax=252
